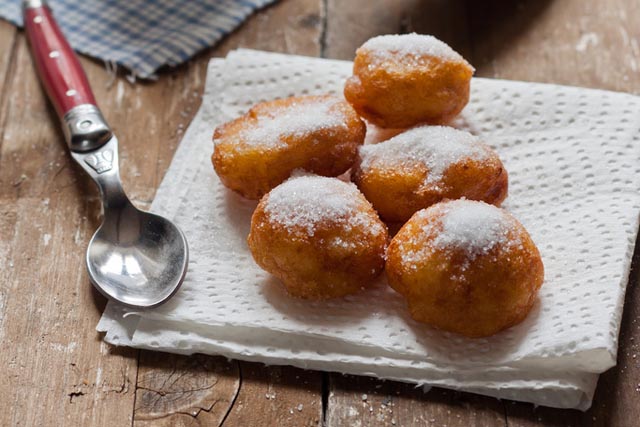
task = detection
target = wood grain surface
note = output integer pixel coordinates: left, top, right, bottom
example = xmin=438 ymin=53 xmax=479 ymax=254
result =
xmin=1 ymin=0 xmax=639 ymax=426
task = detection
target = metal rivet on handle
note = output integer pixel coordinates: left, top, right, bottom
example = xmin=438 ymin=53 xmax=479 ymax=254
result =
xmin=66 ymin=89 xmax=77 ymax=97
xmin=79 ymin=120 xmax=92 ymax=129
xmin=49 ymin=51 xmax=60 ymax=58
xmin=33 ymin=16 xmax=43 ymax=24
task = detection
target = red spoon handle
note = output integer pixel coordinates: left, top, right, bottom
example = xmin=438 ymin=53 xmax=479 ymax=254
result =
xmin=24 ymin=4 xmax=97 ymax=119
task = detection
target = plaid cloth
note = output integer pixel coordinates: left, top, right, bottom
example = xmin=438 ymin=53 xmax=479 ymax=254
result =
xmin=0 ymin=0 xmax=277 ymax=78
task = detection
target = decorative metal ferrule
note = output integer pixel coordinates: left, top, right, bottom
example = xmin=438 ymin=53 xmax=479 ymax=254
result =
xmin=62 ymin=104 xmax=113 ymax=153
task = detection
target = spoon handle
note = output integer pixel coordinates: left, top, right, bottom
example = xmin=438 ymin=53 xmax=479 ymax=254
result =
xmin=23 ymin=1 xmax=130 ymax=207
xmin=23 ymin=0 xmax=112 ymax=153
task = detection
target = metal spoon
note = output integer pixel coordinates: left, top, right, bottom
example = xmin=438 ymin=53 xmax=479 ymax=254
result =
xmin=23 ymin=0 xmax=188 ymax=307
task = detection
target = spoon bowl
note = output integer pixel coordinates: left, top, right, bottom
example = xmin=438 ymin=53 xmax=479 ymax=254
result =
xmin=87 ymin=207 xmax=188 ymax=308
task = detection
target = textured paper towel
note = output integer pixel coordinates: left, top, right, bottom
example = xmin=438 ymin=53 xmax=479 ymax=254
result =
xmin=98 ymin=50 xmax=640 ymax=410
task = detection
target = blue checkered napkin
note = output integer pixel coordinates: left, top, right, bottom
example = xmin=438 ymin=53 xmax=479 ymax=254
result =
xmin=0 ymin=0 xmax=277 ymax=78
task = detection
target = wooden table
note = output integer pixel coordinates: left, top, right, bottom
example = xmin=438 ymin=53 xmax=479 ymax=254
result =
xmin=1 ymin=0 xmax=639 ymax=425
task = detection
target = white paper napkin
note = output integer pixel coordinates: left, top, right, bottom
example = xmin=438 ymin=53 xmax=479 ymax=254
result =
xmin=98 ymin=50 xmax=640 ymax=410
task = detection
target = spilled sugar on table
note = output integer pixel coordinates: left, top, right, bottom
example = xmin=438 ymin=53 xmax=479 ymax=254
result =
xmin=1 ymin=0 xmax=639 ymax=426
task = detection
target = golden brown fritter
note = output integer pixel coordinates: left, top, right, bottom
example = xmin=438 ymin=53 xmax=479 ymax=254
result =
xmin=352 ymin=126 xmax=507 ymax=223
xmin=248 ymin=175 xmax=388 ymax=300
xmin=386 ymin=200 xmax=544 ymax=338
xmin=212 ymin=95 xmax=366 ymax=199
xmin=344 ymin=34 xmax=474 ymax=128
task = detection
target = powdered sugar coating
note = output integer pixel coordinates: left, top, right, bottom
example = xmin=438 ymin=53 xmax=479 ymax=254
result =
xmin=400 ymin=200 xmax=522 ymax=268
xmin=358 ymin=126 xmax=492 ymax=190
xmin=216 ymin=97 xmax=347 ymax=149
xmin=432 ymin=200 xmax=517 ymax=258
xmin=360 ymin=33 xmax=468 ymax=66
xmin=263 ymin=175 xmax=386 ymax=238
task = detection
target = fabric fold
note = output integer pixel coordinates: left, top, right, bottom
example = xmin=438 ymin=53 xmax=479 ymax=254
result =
xmin=0 ymin=0 xmax=277 ymax=78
